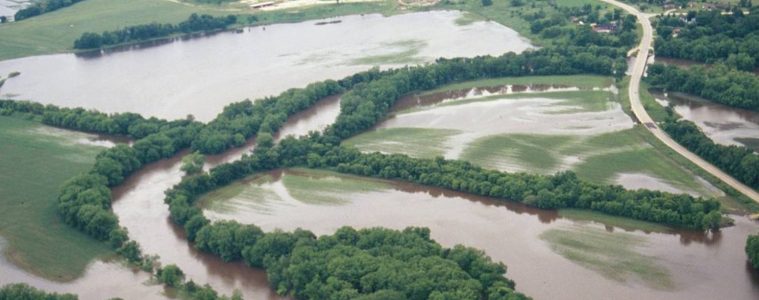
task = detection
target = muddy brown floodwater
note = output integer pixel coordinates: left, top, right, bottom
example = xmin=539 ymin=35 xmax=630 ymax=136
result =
xmin=203 ymin=169 xmax=759 ymax=300
xmin=110 ymin=95 xmax=340 ymax=299
xmin=652 ymin=90 xmax=759 ymax=151
xmin=0 ymin=10 xmax=532 ymax=121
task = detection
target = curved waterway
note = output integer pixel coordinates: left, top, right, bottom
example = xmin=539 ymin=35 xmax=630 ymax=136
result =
xmin=0 ymin=10 xmax=532 ymax=121
xmin=202 ymin=169 xmax=759 ymax=300
xmin=110 ymin=95 xmax=341 ymax=299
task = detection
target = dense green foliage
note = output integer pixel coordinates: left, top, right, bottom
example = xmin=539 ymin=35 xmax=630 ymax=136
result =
xmin=646 ymin=63 xmax=759 ymax=111
xmin=655 ymin=8 xmax=759 ymax=71
xmin=73 ymin=14 xmax=237 ymax=49
xmin=747 ymin=234 xmax=759 ymax=269
xmin=525 ymin=3 xmax=638 ymax=51
xmin=0 ymin=283 xmax=77 ymax=300
xmin=662 ymin=119 xmax=759 ymax=191
xmin=14 ymin=0 xmax=86 ymax=21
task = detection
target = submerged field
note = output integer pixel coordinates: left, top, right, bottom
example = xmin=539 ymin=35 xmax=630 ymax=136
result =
xmin=344 ymin=75 xmax=721 ymax=197
xmin=197 ymin=168 xmax=759 ymax=300
xmin=0 ymin=116 xmax=112 ymax=281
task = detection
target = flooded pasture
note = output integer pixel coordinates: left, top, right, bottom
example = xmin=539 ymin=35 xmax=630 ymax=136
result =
xmin=0 ymin=239 xmax=166 ymax=300
xmin=201 ymin=168 xmax=759 ymax=300
xmin=0 ymin=10 xmax=532 ymax=121
xmin=653 ymin=91 xmax=759 ymax=152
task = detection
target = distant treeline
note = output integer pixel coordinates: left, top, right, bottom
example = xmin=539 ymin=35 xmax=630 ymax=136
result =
xmin=655 ymin=8 xmax=759 ymax=71
xmin=0 ymin=283 xmax=76 ymax=300
xmin=647 ymin=64 xmax=759 ymax=111
xmin=662 ymin=119 xmax=759 ymax=192
xmin=73 ymin=14 xmax=237 ymax=49
xmin=14 ymin=0 xmax=85 ymax=21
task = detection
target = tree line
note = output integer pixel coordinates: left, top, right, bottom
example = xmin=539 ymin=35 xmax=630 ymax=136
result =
xmin=646 ymin=63 xmax=759 ymax=111
xmin=0 ymin=284 xmax=76 ymax=300
xmin=14 ymin=0 xmax=85 ymax=21
xmin=655 ymin=8 xmax=759 ymax=71
xmin=661 ymin=119 xmax=759 ymax=192
xmin=73 ymin=14 xmax=237 ymax=49
xmin=748 ymin=234 xmax=759 ymax=270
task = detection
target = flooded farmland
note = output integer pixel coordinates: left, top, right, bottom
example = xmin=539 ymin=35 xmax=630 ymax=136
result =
xmin=200 ymin=168 xmax=759 ymax=300
xmin=0 ymin=10 xmax=532 ymax=121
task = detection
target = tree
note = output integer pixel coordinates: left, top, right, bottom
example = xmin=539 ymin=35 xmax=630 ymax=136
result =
xmin=158 ymin=264 xmax=185 ymax=287
xmin=482 ymin=0 xmax=493 ymax=6
xmin=181 ymin=152 xmax=205 ymax=175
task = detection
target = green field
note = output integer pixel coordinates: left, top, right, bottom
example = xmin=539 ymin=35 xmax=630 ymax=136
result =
xmin=201 ymin=168 xmax=391 ymax=210
xmin=0 ymin=116 xmax=112 ymax=281
xmin=540 ymin=226 xmax=673 ymax=290
xmin=344 ymin=127 xmax=460 ymax=158
xmin=420 ymin=75 xmax=614 ymax=95
xmin=558 ymin=209 xmax=672 ymax=233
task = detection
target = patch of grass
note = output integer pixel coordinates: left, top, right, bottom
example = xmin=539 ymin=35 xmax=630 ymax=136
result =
xmin=540 ymin=226 xmax=674 ymax=290
xmin=460 ymin=134 xmax=577 ymax=174
xmin=200 ymin=174 xmax=280 ymax=214
xmin=421 ymin=75 xmax=613 ymax=95
xmin=454 ymin=11 xmax=486 ymax=26
xmin=282 ymin=168 xmax=390 ymax=204
xmin=344 ymin=127 xmax=460 ymax=158
xmin=569 ymin=128 xmax=716 ymax=196
xmin=349 ymin=39 xmax=427 ymax=65
xmin=558 ymin=209 xmax=671 ymax=233
xmin=639 ymin=82 xmax=669 ymax=123
xmin=0 ymin=116 xmax=112 ymax=281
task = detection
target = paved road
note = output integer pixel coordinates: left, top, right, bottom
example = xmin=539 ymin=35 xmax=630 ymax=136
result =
xmin=602 ymin=0 xmax=759 ymax=204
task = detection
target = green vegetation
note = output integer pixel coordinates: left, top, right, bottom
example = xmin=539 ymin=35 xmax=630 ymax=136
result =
xmin=461 ymin=134 xmax=576 ymax=173
xmin=0 ymin=116 xmax=111 ymax=281
xmin=282 ymin=169 xmax=390 ymax=204
xmin=349 ymin=39 xmax=426 ymax=65
xmin=748 ymin=234 xmax=759 ymax=270
xmin=420 ymin=75 xmax=613 ymax=94
xmin=648 ymin=64 xmax=759 ymax=111
xmin=457 ymin=128 xmax=717 ymax=197
xmin=540 ymin=226 xmax=673 ymax=290
xmin=0 ymin=283 xmax=77 ymax=300
xmin=558 ymin=209 xmax=671 ymax=233
xmin=344 ymin=128 xmax=459 ymax=158
xmin=639 ymin=81 xmax=668 ymax=123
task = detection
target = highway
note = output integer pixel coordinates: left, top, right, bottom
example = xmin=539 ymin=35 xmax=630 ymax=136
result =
xmin=601 ymin=0 xmax=759 ymax=204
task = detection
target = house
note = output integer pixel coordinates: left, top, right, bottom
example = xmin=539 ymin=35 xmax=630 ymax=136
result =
xmin=592 ymin=22 xmax=618 ymax=33
xmin=250 ymin=1 xmax=275 ymax=9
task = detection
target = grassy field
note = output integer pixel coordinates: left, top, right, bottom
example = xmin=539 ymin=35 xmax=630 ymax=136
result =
xmin=201 ymin=168 xmax=391 ymax=210
xmin=421 ymin=75 xmax=614 ymax=95
xmin=459 ymin=128 xmax=718 ymax=197
xmin=558 ymin=209 xmax=671 ymax=233
xmin=344 ymin=127 xmax=460 ymax=158
xmin=0 ymin=116 xmax=112 ymax=281
xmin=540 ymin=226 xmax=673 ymax=290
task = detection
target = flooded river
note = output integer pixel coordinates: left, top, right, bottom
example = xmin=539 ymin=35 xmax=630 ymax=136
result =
xmin=109 ymin=94 xmax=341 ymax=300
xmin=0 ymin=10 xmax=532 ymax=121
xmin=202 ymin=169 xmax=759 ymax=300
xmin=653 ymin=91 xmax=759 ymax=152
xmin=0 ymin=0 xmax=30 ymax=18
